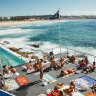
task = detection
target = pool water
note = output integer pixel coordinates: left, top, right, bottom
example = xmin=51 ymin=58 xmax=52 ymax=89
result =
xmin=0 ymin=47 xmax=26 ymax=67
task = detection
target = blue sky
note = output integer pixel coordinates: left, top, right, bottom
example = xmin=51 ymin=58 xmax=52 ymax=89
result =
xmin=0 ymin=0 xmax=96 ymax=16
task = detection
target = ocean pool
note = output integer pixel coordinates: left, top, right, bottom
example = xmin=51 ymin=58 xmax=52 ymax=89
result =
xmin=0 ymin=47 xmax=26 ymax=67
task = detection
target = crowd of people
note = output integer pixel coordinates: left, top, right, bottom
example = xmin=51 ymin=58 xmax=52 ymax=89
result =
xmin=1 ymin=51 xmax=96 ymax=96
xmin=3 ymin=65 xmax=18 ymax=75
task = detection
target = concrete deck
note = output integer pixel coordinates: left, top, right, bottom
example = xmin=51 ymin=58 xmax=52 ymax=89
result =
xmin=4 ymin=59 xmax=95 ymax=96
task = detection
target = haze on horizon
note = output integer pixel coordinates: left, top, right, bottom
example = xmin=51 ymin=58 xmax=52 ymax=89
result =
xmin=0 ymin=0 xmax=96 ymax=17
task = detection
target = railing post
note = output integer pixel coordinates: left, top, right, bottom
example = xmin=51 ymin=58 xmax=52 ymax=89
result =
xmin=67 ymin=48 xmax=69 ymax=56
xmin=7 ymin=59 xmax=9 ymax=68
xmin=21 ymin=55 xmax=22 ymax=64
xmin=0 ymin=59 xmax=5 ymax=85
xmin=94 ymin=56 xmax=95 ymax=63
xmin=74 ymin=50 xmax=76 ymax=56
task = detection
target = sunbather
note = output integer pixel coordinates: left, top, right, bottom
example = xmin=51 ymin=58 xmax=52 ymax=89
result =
xmin=57 ymin=68 xmax=75 ymax=78
xmin=78 ymin=60 xmax=86 ymax=69
xmin=57 ymin=70 xmax=68 ymax=77
xmin=84 ymin=56 xmax=89 ymax=65
xmin=26 ymin=61 xmax=33 ymax=70
xmin=63 ymin=80 xmax=75 ymax=96
xmin=69 ymin=55 xmax=75 ymax=63
xmin=58 ymin=59 xmax=65 ymax=68
xmin=50 ymin=60 xmax=58 ymax=70
xmin=10 ymin=66 xmax=19 ymax=76
xmin=10 ymin=66 xmax=17 ymax=74
xmin=82 ymin=62 xmax=96 ymax=74
xmin=43 ymin=56 xmax=48 ymax=63
xmin=3 ymin=65 xmax=9 ymax=74
xmin=49 ymin=53 xmax=55 ymax=61
xmin=34 ymin=59 xmax=44 ymax=70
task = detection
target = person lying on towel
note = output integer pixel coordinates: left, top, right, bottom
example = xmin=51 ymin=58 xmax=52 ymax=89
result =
xmin=57 ymin=69 xmax=75 ymax=78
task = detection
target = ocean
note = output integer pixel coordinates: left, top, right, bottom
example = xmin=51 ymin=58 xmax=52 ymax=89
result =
xmin=0 ymin=20 xmax=96 ymax=63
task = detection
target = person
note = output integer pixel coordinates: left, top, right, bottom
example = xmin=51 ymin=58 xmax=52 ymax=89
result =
xmin=63 ymin=80 xmax=75 ymax=96
xmin=49 ymin=53 xmax=55 ymax=61
xmin=43 ymin=56 xmax=48 ymax=63
xmin=59 ymin=91 xmax=65 ymax=96
xmin=57 ymin=69 xmax=68 ymax=78
xmin=50 ymin=60 xmax=57 ymax=70
xmin=39 ymin=59 xmax=44 ymax=81
xmin=3 ymin=65 xmax=9 ymax=74
xmin=86 ymin=62 xmax=96 ymax=73
xmin=40 ymin=68 xmax=43 ymax=81
xmin=26 ymin=61 xmax=33 ymax=70
xmin=78 ymin=60 xmax=86 ymax=69
xmin=10 ymin=66 xmax=17 ymax=74
xmin=70 ymin=80 xmax=75 ymax=92
xmin=58 ymin=59 xmax=65 ymax=68
xmin=84 ymin=56 xmax=89 ymax=65
xmin=57 ymin=68 xmax=75 ymax=78
xmin=70 ymin=55 xmax=75 ymax=63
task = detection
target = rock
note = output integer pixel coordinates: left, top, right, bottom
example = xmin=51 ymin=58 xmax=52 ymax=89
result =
xmin=9 ymin=47 xmax=18 ymax=52
xmin=3 ymin=41 xmax=10 ymax=44
xmin=29 ymin=44 xmax=39 ymax=48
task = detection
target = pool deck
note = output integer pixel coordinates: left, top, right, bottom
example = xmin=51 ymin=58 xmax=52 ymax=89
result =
xmin=0 ymin=45 xmax=96 ymax=96
xmin=5 ymin=59 xmax=96 ymax=96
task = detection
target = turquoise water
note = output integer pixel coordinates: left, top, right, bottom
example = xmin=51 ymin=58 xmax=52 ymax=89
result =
xmin=0 ymin=47 xmax=26 ymax=67
xmin=0 ymin=20 xmax=96 ymax=63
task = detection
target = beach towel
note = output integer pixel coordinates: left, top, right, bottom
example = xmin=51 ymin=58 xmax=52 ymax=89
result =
xmin=16 ymin=76 xmax=29 ymax=86
xmin=85 ymin=92 xmax=96 ymax=96
xmin=75 ymin=75 xmax=96 ymax=89
xmin=54 ymin=54 xmax=60 ymax=61
xmin=43 ymin=74 xmax=57 ymax=84
xmin=5 ymin=79 xmax=19 ymax=91
xmin=73 ymin=92 xmax=84 ymax=96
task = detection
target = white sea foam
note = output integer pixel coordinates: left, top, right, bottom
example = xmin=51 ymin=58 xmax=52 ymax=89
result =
xmin=0 ymin=28 xmax=32 ymax=36
xmin=1 ymin=35 xmax=96 ymax=63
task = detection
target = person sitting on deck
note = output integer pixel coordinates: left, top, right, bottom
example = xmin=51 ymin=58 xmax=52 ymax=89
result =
xmin=3 ymin=65 xmax=9 ymax=74
xmin=58 ymin=59 xmax=65 ymax=69
xmin=84 ymin=56 xmax=89 ymax=65
xmin=10 ymin=66 xmax=19 ymax=76
xmin=83 ymin=62 xmax=96 ymax=74
xmin=69 ymin=55 xmax=76 ymax=63
xmin=43 ymin=56 xmax=48 ymax=63
xmin=63 ymin=80 xmax=75 ymax=96
xmin=26 ymin=61 xmax=33 ymax=70
xmin=10 ymin=66 xmax=17 ymax=74
xmin=78 ymin=60 xmax=86 ymax=69
xmin=50 ymin=60 xmax=57 ymax=70
xmin=49 ymin=53 xmax=55 ymax=61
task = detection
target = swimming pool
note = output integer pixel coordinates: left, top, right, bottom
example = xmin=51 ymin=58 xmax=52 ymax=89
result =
xmin=0 ymin=47 xmax=26 ymax=67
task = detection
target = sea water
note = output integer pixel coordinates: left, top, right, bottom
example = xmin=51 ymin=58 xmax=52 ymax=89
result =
xmin=0 ymin=20 xmax=96 ymax=63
